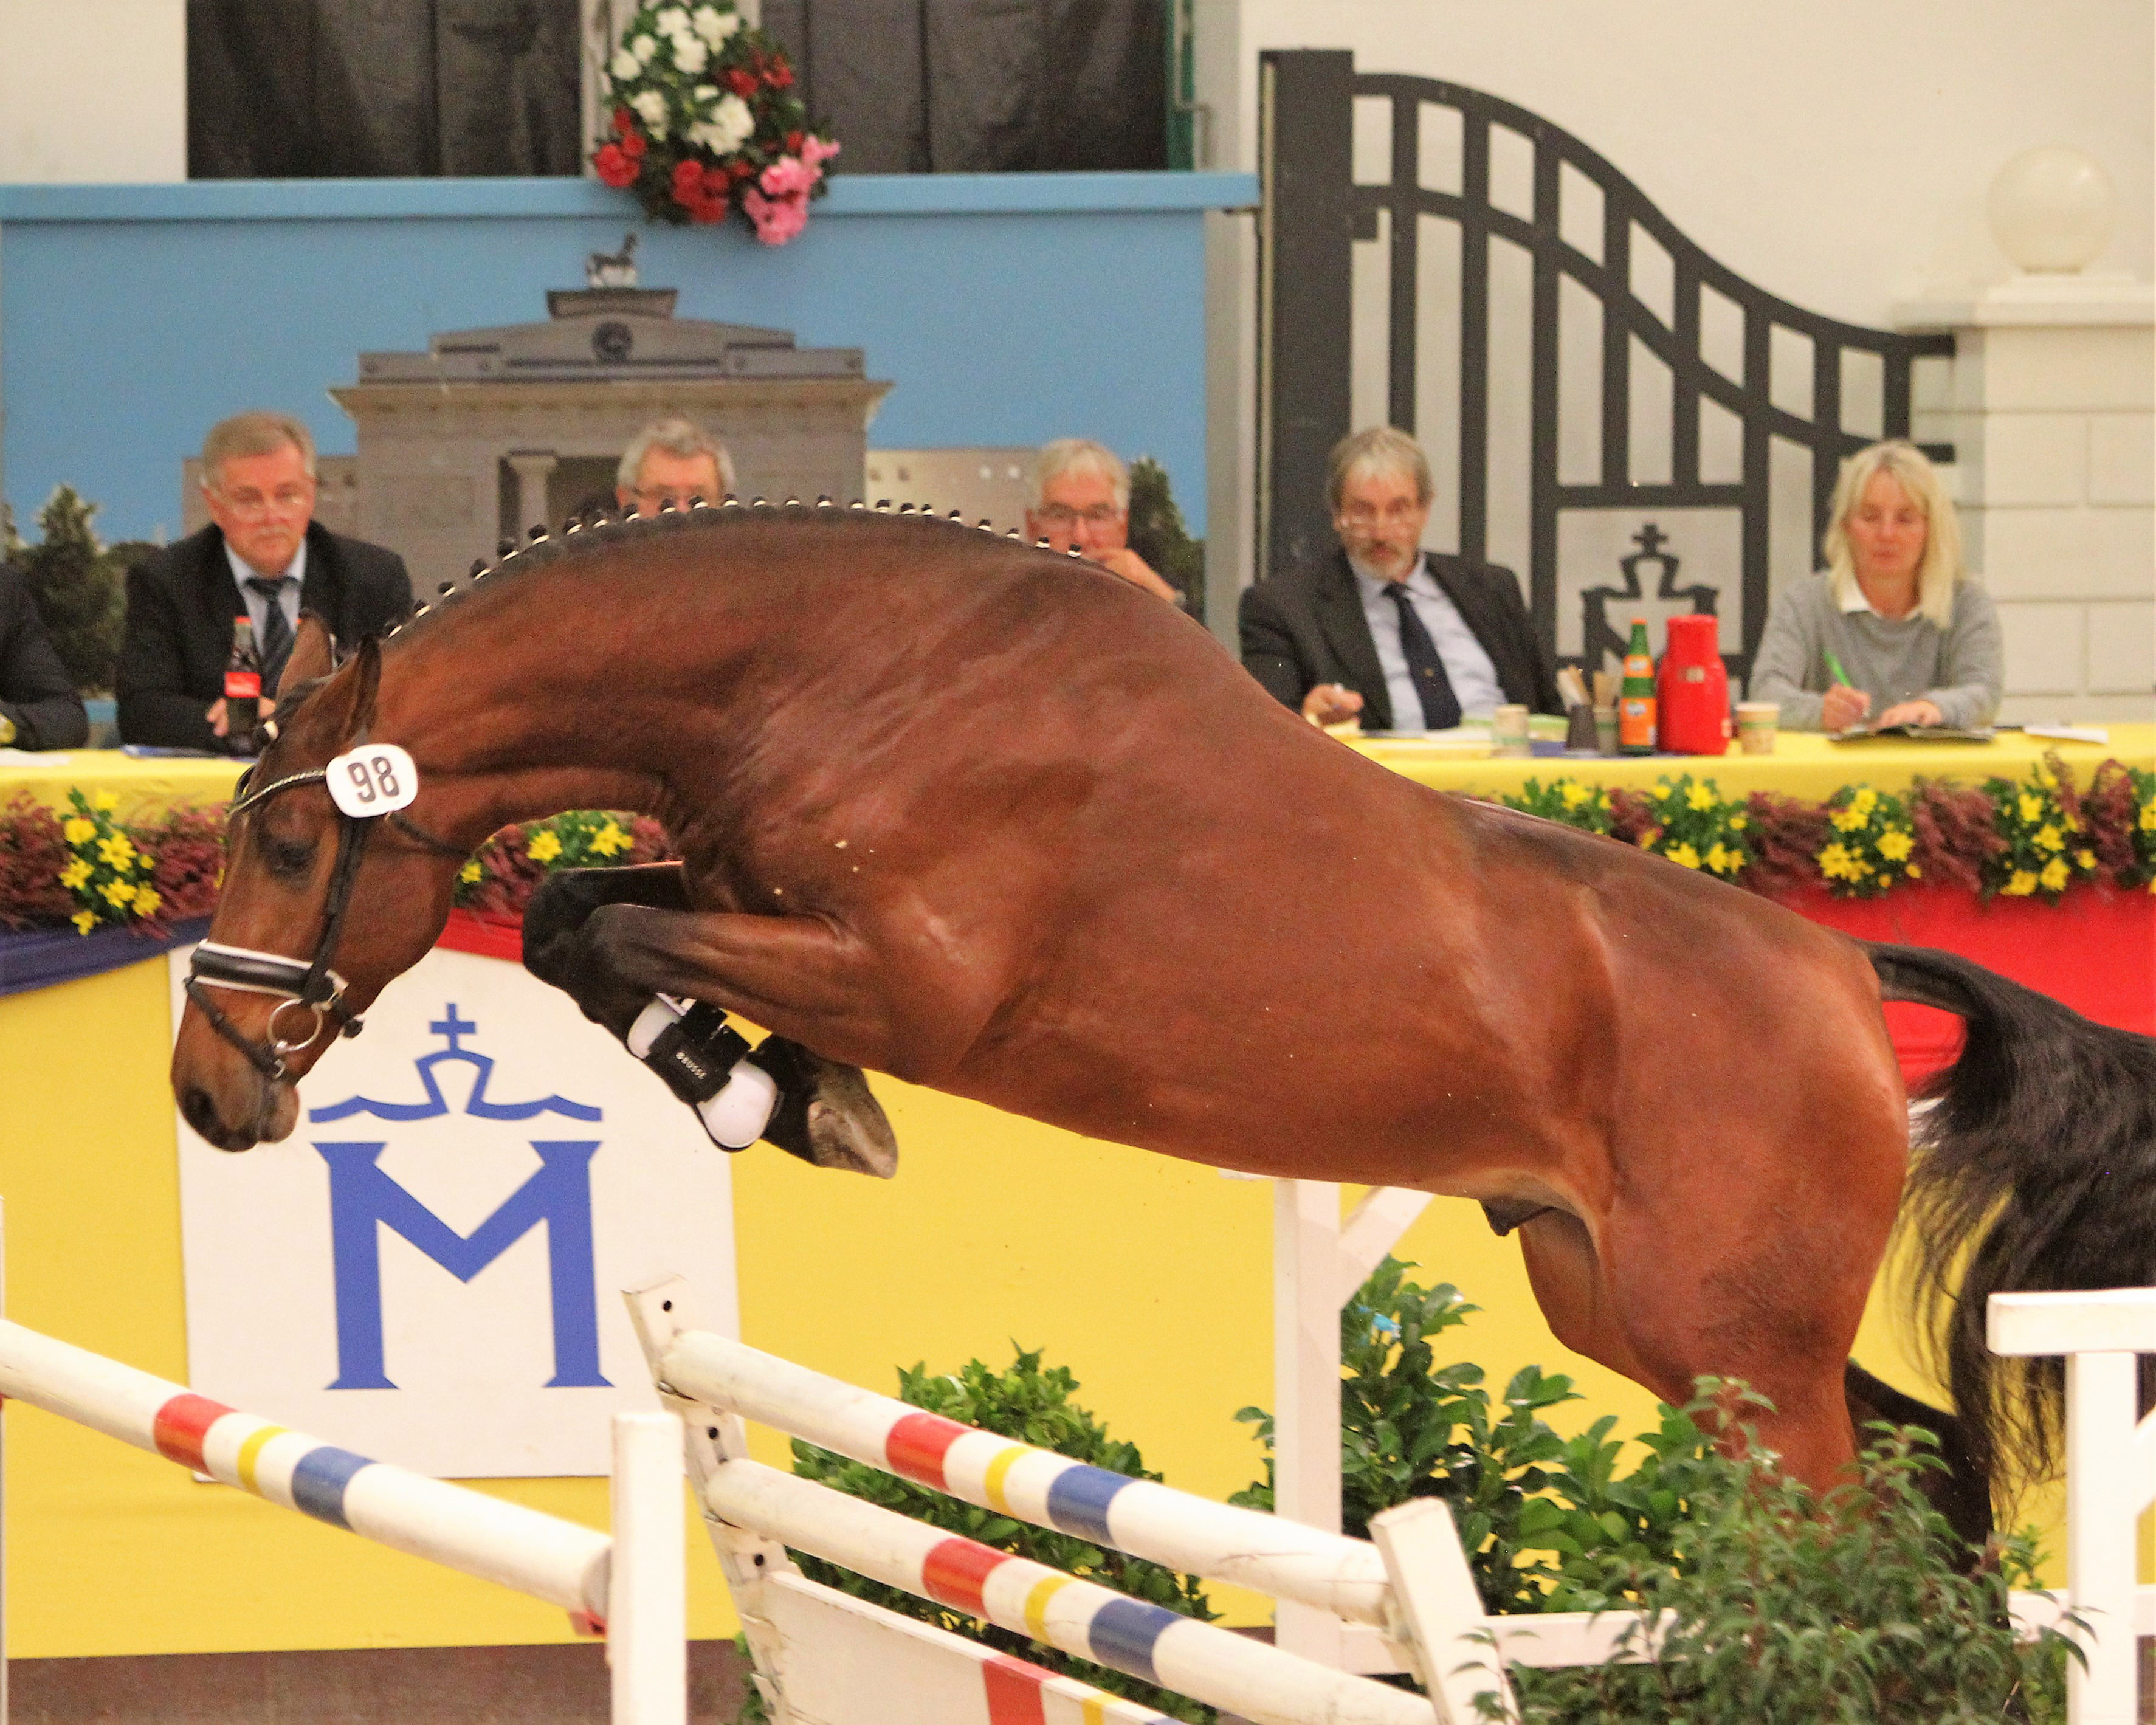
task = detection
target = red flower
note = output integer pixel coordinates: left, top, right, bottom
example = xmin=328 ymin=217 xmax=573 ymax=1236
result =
xmin=594 ymin=143 xmax=638 ymax=188
xmin=728 ymin=158 xmax=757 ymax=180
xmin=613 ymin=106 xmax=636 ymax=137
xmin=702 ymin=164 xmax=730 ymax=195
xmin=725 ymin=67 xmax=759 ymax=98
xmin=621 ymin=129 xmax=647 ymax=159
xmin=785 ymin=129 xmax=804 ymax=154
xmin=764 ymin=59 xmax=794 ymax=89
xmin=672 ymin=159 xmax=705 ymax=196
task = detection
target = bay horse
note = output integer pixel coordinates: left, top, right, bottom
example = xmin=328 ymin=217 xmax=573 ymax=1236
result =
xmin=170 ymin=501 xmax=2156 ymax=1539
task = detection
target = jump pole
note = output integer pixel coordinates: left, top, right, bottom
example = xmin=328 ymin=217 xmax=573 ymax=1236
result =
xmin=0 ymin=1286 xmax=687 ymax=1725
xmin=627 ymin=1275 xmax=1516 ymax=1725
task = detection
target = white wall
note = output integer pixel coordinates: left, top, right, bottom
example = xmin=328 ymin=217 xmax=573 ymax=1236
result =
xmin=1197 ymin=0 xmax=2156 ymax=699
xmin=0 ymin=0 xmax=185 ymax=182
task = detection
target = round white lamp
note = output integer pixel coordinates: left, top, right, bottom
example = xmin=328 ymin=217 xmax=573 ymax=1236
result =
xmin=1988 ymin=145 xmax=2116 ymax=274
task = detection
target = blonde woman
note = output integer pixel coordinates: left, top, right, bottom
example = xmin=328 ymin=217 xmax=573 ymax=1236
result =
xmin=1749 ymin=440 xmax=2002 ymax=731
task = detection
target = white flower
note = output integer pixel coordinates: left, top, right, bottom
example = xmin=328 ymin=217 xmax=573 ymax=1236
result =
xmin=610 ymin=47 xmax=639 ymax=80
xmin=692 ymin=5 xmax=740 ymax=46
xmin=692 ymin=83 xmax=717 ymax=103
xmin=653 ymin=5 xmax=690 ymax=33
xmin=672 ymin=33 xmax=708 ymax=74
xmin=690 ymin=92 xmax=754 ymax=154
xmin=630 ymin=89 xmax=670 ymax=134
xmin=631 ymin=33 xmax=660 ymax=64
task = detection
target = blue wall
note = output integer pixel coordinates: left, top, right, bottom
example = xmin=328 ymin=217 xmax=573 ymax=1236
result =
xmin=0 ymin=173 xmax=1253 ymax=544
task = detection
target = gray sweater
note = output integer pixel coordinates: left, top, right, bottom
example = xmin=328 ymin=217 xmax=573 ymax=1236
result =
xmin=1747 ymin=571 xmax=2003 ymax=730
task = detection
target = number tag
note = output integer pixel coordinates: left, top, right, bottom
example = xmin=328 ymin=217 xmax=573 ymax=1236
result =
xmin=326 ymin=743 xmax=419 ymax=817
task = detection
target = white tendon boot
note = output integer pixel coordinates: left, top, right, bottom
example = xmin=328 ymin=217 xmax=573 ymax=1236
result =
xmin=625 ymin=997 xmax=781 ymax=1150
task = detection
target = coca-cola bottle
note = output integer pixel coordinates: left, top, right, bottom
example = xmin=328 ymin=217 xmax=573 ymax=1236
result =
xmin=225 ymin=613 xmax=263 ymax=742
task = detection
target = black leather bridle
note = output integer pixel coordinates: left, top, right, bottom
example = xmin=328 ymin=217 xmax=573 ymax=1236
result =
xmin=185 ymin=736 xmax=465 ymax=1084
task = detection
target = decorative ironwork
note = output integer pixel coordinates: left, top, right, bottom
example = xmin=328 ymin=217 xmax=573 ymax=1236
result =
xmin=1256 ymin=50 xmax=1954 ymax=680
xmin=1580 ymin=524 xmax=1718 ymax=677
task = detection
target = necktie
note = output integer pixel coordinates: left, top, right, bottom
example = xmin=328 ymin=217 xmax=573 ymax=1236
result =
xmin=244 ymin=577 xmax=295 ymax=695
xmin=1384 ymin=581 xmax=1462 ymax=731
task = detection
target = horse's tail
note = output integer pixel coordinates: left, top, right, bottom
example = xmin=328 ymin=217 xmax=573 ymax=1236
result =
xmin=1869 ymin=942 xmax=2156 ymax=1494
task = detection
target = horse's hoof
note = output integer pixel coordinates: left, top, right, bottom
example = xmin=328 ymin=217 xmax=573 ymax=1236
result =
xmin=753 ymin=1038 xmax=898 ymax=1178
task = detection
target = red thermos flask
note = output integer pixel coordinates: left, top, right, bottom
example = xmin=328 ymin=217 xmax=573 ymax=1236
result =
xmin=1655 ymin=615 xmax=1731 ymax=755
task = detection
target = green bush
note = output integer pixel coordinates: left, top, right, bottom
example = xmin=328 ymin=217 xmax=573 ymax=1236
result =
xmin=2 ymin=487 xmax=152 ymax=696
xmin=782 ymin=1347 xmax=1218 ymax=1723
xmin=1125 ymin=455 xmax=1204 ymax=619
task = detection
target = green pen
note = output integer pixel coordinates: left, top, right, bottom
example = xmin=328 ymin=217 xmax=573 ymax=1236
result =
xmin=1824 ymin=649 xmax=1853 ymax=688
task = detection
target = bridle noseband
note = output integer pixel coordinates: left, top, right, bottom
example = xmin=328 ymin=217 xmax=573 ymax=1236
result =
xmin=185 ymin=742 xmax=465 ymax=1085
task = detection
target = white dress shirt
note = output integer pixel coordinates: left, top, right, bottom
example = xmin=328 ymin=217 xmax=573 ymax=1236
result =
xmin=225 ymin=539 xmax=307 ymax=644
xmin=1348 ymin=554 xmax=1505 ymax=729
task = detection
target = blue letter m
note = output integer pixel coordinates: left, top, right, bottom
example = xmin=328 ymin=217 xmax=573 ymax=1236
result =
xmin=315 ymin=1140 xmax=611 ymax=1390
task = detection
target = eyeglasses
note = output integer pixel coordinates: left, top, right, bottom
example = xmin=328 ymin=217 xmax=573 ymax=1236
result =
xmin=213 ymin=484 xmax=312 ymax=519
xmin=629 ymin=487 xmax=713 ymax=509
xmin=1036 ymin=504 xmax=1121 ymax=529
xmin=1339 ymin=500 xmax=1424 ymax=528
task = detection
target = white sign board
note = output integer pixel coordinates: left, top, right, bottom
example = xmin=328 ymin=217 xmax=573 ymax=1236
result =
xmin=170 ymin=942 xmax=740 ymax=1478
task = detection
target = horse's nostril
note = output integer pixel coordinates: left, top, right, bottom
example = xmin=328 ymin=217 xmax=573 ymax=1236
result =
xmin=182 ymin=1087 xmax=226 ymax=1143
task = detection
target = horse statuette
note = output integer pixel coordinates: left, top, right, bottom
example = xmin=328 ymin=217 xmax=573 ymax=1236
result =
xmin=171 ymin=503 xmax=2156 ymax=1543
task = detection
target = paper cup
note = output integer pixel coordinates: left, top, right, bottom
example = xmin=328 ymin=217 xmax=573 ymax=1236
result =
xmin=1593 ymin=704 xmax=1619 ymax=754
xmin=1492 ymin=703 xmax=1532 ymax=759
xmin=1737 ymin=701 xmax=1779 ymax=755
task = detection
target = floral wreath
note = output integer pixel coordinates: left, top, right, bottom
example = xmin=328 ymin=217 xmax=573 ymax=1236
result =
xmin=593 ymin=2 xmax=839 ymax=244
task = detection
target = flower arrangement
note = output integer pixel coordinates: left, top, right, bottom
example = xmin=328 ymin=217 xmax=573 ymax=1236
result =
xmin=0 ymin=791 xmax=225 ymax=935
xmin=453 ymin=810 xmax=674 ymax=917
xmin=1493 ymin=752 xmax=2154 ymax=903
xmin=592 ymin=2 xmax=839 ymax=243
xmin=59 ymin=788 xmax=162 ymax=932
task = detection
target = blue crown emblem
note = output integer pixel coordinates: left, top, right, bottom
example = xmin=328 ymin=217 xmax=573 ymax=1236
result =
xmin=308 ymin=1005 xmax=602 ymax=1124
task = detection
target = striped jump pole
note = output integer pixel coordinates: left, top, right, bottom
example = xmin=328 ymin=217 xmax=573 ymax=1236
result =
xmin=626 ymin=1276 xmax=1489 ymax=1725
xmin=641 ymin=1310 xmax=1394 ymax=1627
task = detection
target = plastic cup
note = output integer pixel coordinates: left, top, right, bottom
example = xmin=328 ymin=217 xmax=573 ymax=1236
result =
xmin=1593 ymin=704 xmax=1619 ymax=754
xmin=1492 ymin=704 xmax=1531 ymax=758
xmin=1737 ymin=701 xmax=1779 ymax=755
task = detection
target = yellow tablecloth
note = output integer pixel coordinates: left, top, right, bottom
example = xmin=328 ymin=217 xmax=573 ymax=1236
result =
xmin=0 ymin=748 xmax=244 ymax=821
xmin=1351 ymin=723 xmax=2156 ymax=801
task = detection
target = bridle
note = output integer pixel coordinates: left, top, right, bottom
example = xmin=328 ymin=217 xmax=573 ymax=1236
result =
xmin=184 ymin=732 xmax=466 ymax=1085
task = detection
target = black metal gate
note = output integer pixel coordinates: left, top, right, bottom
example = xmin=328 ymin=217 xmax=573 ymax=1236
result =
xmin=1256 ymin=50 xmax=1954 ymax=680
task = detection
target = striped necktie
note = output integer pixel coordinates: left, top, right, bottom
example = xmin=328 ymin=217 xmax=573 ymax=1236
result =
xmin=244 ymin=576 xmax=295 ymax=694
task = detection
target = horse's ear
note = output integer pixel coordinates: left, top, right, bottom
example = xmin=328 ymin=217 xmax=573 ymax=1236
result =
xmin=301 ymin=633 xmax=381 ymax=744
xmin=274 ymin=612 xmax=338 ymax=696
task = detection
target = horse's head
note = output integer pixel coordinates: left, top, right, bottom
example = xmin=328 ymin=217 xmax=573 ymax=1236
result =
xmin=173 ymin=616 xmax=465 ymax=1150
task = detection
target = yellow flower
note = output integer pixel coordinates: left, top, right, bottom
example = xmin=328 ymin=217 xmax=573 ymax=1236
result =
xmin=97 ymin=833 xmax=136 ymax=870
xmin=71 ymin=908 xmax=97 ymax=935
xmin=1634 ymin=828 xmax=1659 ymax=849
xmin=1830 ymin=805 xmax=1867 ymax=832
xmin=2075 ymin=849 xmax=2096 ymax=871
xmin=100 ymin=879 xmax=135 ymax=908
xmin=459 ymin=858 xmax=483 ymax=884
xmin=1686 ymin=783 xmax=1717 ymax=811
xmin=2139 ymin=801 xmax=2156 ymax=832
xmin=2033 ymin=762 xmax=2055 ymax=790
xmin=1666 ymin=842 xmax=1701 ymax=869
xmin=2003 ymin=869 xmax=2038 ymax=897
xmin=58 ymin=858 xmax=92 ymax=890
xmin=2039 ymin=858 xmax=2070 ymax=892
xmin=1656 ymin=783 xmax=1678 ymax=803
xmin=1818 ymin=842 xmax=1858 ymax=880
xmin=1907 ymin=864 xmax=1922 ymax=878
xmin=63 ymin=816 xmax=96 ymax=845
xmin=1706 ymin=842 xmax=1739 ymax=875
xmin=1876 ymin=828 xmax=1914 ymax=862
xmin=526 ymin=829 xmax=563 ymax=864
xmin=1560 ymin=782 xmax=1592 ymax=809
xmin=132 ymin=885 xmax=161 ymax=917
xmin=1595 ymin=788 xmax=1610 ymax=808
xmin=2031 ymin=824 xmax=2064 ymax=853
xmin=92 ymin=789 xmax=120 ymax=812
xmin=591 ymin=821 xmax=630 ymax=857
xmin=1850 ymin=788 xmax=1878 ymax=816
xmin=1727 ymin=814 xmax=1748 ymax=832
xmin=2017 ymin=793 xmax=2043 ymax=823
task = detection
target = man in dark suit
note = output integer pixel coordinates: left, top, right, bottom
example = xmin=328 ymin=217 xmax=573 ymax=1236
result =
xmin=0 ymin=565 xmax=89 ymax=750
xmin=1240 ymin=427 xmax=1559 ymax=729
xmin=118 ymin=412 xmax=412 ymax=752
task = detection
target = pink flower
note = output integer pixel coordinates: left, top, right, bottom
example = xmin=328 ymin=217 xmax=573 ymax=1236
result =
xmin=741 ymin=186 xmax=810 ymax=245
xmin=800 ymin=135 xmax=842 ymax=172
xmin=758 ymin=154 xmax=818 ymax=198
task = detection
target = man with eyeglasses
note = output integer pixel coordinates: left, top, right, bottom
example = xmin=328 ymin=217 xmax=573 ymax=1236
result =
xmin=1240 ymin=426 xmax=1558 ymax=731
xmin=615 ymin=417 xmax=738 ymax=517
xmin=1024 ymin=439 xmax=1183 ymax=607
xmin=117 ymin=411 xmax=412 ymax=753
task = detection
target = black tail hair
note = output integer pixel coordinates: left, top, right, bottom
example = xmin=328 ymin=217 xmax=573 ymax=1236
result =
xmin=1871 ymin=943 xmax=2156 ymax=1498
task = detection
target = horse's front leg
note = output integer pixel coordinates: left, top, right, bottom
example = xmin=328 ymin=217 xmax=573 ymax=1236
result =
xmin=525 ymin=876 xmax=898 ymax=1178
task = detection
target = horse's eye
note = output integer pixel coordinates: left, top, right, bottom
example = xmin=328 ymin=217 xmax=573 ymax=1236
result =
xmin=263 ymin=835 xmax=314 ymax=879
